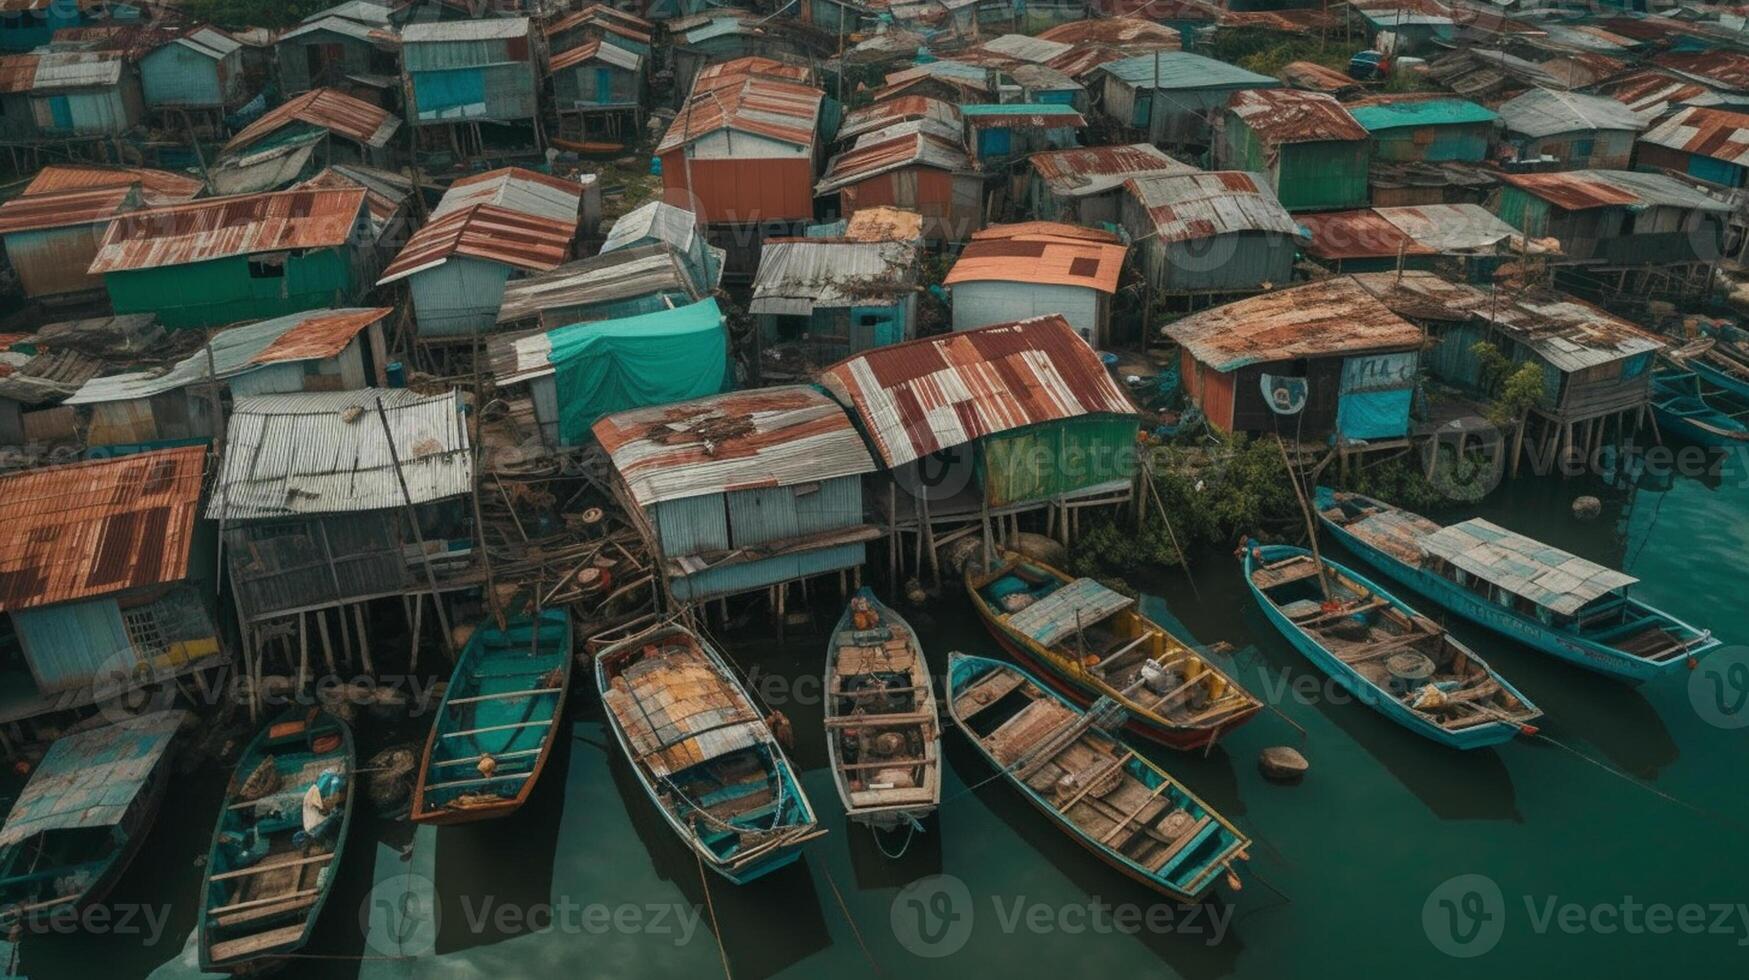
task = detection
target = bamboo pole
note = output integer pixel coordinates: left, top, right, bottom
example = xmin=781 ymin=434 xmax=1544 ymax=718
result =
xmin=374 ymin=397 xmax=455 ymax=660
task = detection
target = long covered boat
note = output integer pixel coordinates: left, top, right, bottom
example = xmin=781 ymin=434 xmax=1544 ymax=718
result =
xmin=597 ymin=623 xmax=822 ymax=884
xmin=1316 ymin=488 xmax=1718 ymax=681
xmin=945 ymin=653 xmax=1249 ymax=903
xmin=967 ymin=552 xmax=1261 ymax=751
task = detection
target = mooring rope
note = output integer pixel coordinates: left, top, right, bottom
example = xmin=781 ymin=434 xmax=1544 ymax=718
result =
xmin=694 ymin=850 xmax=733 ymax=980
xmin=821 ymin=865 xmax=884 ymax=979
xmin=869 ymin=818 xmax=919 ymax=860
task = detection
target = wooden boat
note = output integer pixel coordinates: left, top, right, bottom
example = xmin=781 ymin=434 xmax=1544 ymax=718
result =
xmin=1242 ymin=543 xmax=1542 ymax=748
xmin=967 ymin=552 xmax=1262 ymax=751
xmin=412 ymin=609 xmax=573 ymax=824
xmin=596 ymin=623 xmax=822 ymax=884
xmin=1316 ymin=488 xmax=1719 ymax=682
xmin=945 ymin=653 xmax=1249 ymax=903
xmin=0 ymin=712 xmax=186 ymax=930
xmin=1650 ymin=370 xmax=1749 ymax=448
xmin=199 ymin=707 xmax=355 ymax=973
xmin=1668 ymin=336 xmax=1749 ymax=400
xmin=824 ymin=588 xmax=940 ymax=833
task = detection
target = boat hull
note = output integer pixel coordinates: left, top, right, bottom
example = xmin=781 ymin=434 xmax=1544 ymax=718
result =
xmin=1317 ymin=504 xmax=1711 ymax=682
xmin=1688 ymin=356 xmax=1749 ymax=401
xmin=1243 ymin=546 xmax=1529 ymax=750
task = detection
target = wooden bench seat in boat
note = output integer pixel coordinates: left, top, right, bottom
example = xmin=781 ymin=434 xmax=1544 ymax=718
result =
xmin=210 ymin=891 xmax=318 ymax=929
xmin=208 ymin=923 xmax=309 ymax=964
xmin=1251 ymin=557 xmax=1320 ymax=590
xmin=952 ymin=669 xmax=1026 ymax=718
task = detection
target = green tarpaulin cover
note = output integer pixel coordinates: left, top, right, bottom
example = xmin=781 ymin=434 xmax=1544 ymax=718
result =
xmin=551 ymin=298 xmax=728 ymax=444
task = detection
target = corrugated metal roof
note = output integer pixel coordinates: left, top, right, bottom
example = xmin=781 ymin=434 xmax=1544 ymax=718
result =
xmin=1418 ymin=519 xmax=1636 ymax=616
xmin=1278 ymin=60 xmax=1359 ymax=94
xmin=223 ymin=87 xmax=401 ymax=155
xmin=1497 ymin=169 xmax=1729 ymax=212
xmin=277 ymin=15 xmax=399 ymax=46
xmin=1497 ymin=88 xmax=1645 ymax=138
xmin=64 ymin=307 xmax=388 ymax=404
xmin=1652 ymin=49 xmax=1749 ymax=92
xmin=207 ymin=388 xmax=472 ymax=520
xmin=495 ymin=243 xmax=702 ymax=326
xmin=1598 ymin=69 xmax=1720 ymax=122
xmin=944 ymin=222 xmax=1126 ymax=294
xmin=1037 ymin=16 xmax=1180 ymax=48
xmin=1007 ymin=63 xmax=1083 ymax=94
xmin=378 ymin=168 xmax=581 ymax=283
xmin=693 ymin=55 xmax=811 ymax=87
xmin=0 ymin=712 xmax=185 ymax=848
xmin=960 ymin=103 xmax=1086 ymax=129
xmin=657 ymin=71 xmax=823 ymax=154
xmin=1028 ymin=144 xmax=1194 ymax=197
xmin=844 ymin=207 xmax=923 ymax=243
xmin=0 ymin=184 xmax=139 ymax=235
xmin=1226 ymin=88 xmax=1366 ymax=143
xmin=549 ymin=38 xmax=642 ymax=73
xmin=1302 ymin=205 xmax=1520 ymax=259
xmin=294 ymin=163 xmax=411 ymax=233
xmin=1299 ymin=209 xmax=1430 ymax=261
xmin=174 ymin=25 xmax=243 ymax=59
xmin=750 ymin=238 xmax=919 ymax=314
xmin=21 ymin=165 xmax=203 ymax=206
xmin=819 ymin=316 xmax=1136 ymax=468
xmin=817 ymin=130 xmax=970 ymax=194
xmin=402 ymin=17 xmax=529 ymax=43
xmin=544 ymin=4 xmax=653 ymax=42
xmin=849 ymin=114 xmax=963 ymax=148
xmin=1641 ymin=105 xmax=1749 ymax=168
xmin=88 ymin=188 xmax=368 ymax=273
xmin=979 ymin=34 xmax=1072 ymax=65
xmin=301 ymin=0 xmax=392 ymax=26
xmin=1099 ymin=52 xmax=1277 ymax=90
xmin=839 ymin=96 xmax=961 ymax=141
xmin=1349 ymin=98 xmax=1498 ymax=131
xmin=0 ymin=445 xmax=207 ymax=611
xmin=602 ymin=200 xmax=700 ymax=256
xmin=1163 ymin=276 xmax=1424 ymax=372
xmin=1124 ymin=171 xmax=1300 ymax=243
xmin=26 ymin=52 xmax=123 ymax=92
xmin=593 ymin=385 xmax=877 ymax=508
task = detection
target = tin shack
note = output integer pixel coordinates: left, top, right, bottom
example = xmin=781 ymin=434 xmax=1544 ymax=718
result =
xmin=213 ymin=87 xmax=401 ymax=194
xmin=0 ymin=165 xmax=202 ymax=302
xmin=1215 ymin=88 xmax=1369 ymax=212
xmin=1637 ymin=105 xmax=1749 ymax=189
xmin=402 ymin=18 xmax=541 ymax=157
xmin=816 ymin=122 xmax=979 ymax=243
xmin=1026 ymin=143 xmax=1194 ymax=226
xmin=750 ymin=236 xmax=921 ymax=371
xmin=1350 ymin=97 xmax=1497 ymax=163
xmin=1495 ymin=88 xmax=1645 ymax=171
xmin=1491 ymin=169 xmax=1728 ymax=264
xmin=1095 ymin=52 xmax=1278 ymax=146
xmin=137 ymin=26 xmax=247 ymax=122
xmin=1120 ymin=170 xmax=1300 ymax=298
xmin=275 ymin=4 xmax=401 ymax=99
xmin=944 ymin=222 xmax=1127 ymax=348
xmin=600 ymin=200 xmax=723 ymax=294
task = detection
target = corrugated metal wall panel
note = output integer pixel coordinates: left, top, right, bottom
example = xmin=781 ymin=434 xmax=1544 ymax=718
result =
xmin=140 ymin=44 xmax=223 ymax=108
xmin=652 ymin=493 xmax=729 ymax=557
xmin=229 ymin=361 xmax=307 ymax=397
xmin=12 ymin=598 xmax=131 ymax=693
xmin=1278 ymin=141 xmax=1370 ymax=211
xmin=530 ymin=374 xmax=560 ymax=445
xmin=792 ymin=474 xmax=862 ymax=536
xmin=105 ymin=248 xmax=357 ymax=329
xmin=660 ymin=155 xmax=815 ymax=223
xmin=725 ymin=486 xmax=800 ymax=548
xmin=978 ymin=416 xmax=1138 ymax=507
xmin=670 ymin=542 xmax=866 ymax=601
xmin=1161 ymin=231 xmax=1295 ymax=293
xmin=951 ymin=281 xmax=1101 ymax=344
xmin=409 ymin=256 xmax=515 ymax=339
xmin=3 ymin=225 xmax=105 ymax=298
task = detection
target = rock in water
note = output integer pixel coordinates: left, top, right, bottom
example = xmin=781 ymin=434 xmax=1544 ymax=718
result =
xmin=1571 ymin=496 xmax=1602 ymax=521
xmin=1259 ymin=746 xmax=1309 ymax=783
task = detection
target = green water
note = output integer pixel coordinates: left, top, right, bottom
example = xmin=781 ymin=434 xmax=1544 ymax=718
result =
xmin=15 ymin=468 xmax=1749 ymax=979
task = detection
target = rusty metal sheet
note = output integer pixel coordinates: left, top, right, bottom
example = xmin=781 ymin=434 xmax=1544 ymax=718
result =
xmin=1226 ymin=88 xmax=1367 ymax=143
xmin=22 ymin=164 xmax=203 ymax=206
xmin=1641 ymin=105 xmax=1749 ymax=168
xmin=224 ymin=87 xmax=400 ymax=155
xmin=658 ymin=70 xmax=823 ymax=154
xmin=945 ymin=222 xmax=1126 ymax=293
xmin=88 ymin=188 xmax=368 ymax=274
xmin=0 ymin=185 xmax=137 ymax=235
xmin=1162 ymin=277 xmax=1425 ymax=372
xmin=250 ymin=307 xmax=390 ymax=365
xmin=1028 ymin=143 xmax=1193 ymax=197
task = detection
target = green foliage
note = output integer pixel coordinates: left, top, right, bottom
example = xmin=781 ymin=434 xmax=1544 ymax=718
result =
xmin=1202 ymin=28 xmax=1365 ymax=77
xmin=1471 ymin=341 xmax=1546 ymax=425
xmin=184 ymin=0 xmax=330 ymax=29
xmin=1069 ymin=517 xmax=1183 ymax=580
xmin=1471 ymin=340 xmax=1512 ymax=392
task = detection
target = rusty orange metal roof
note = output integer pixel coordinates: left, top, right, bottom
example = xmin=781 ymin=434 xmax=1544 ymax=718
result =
xmin=0 ymin=55 xmax=40 ymax=94
xmin=1641 ymin=105 xmax=1749 ymax=168
xmin=1652 ymin=50 xmax=1749 ymax=91
xmin=1278 ymin=60 xmax=1359 ymax=94
xmin=1597 ymin=68 xmax=1715 ymax=119
xmin=1029 ymin=144 xmax=1194 ymax=197
xmin=0 ymin=445 xmax=207 ymax=612
xmin=1298 ymin=209 xmax=1436 ymax=260
xmin=223 ymin=88 xmax=399 ymax=155
xmin=1226 ymin=88 xmax=1368 ymax=143
xmin=1494 ymin=171 xmax=1641 ymax=210
xmin=22 ymin=165 xmax=203 ymax=206
xmin=839 ymin=96 xmax=961 ymax=141
xmin=378 ymin=203 xmax=575 ymax=282
xmin=817 ymin=130 xmax=970 ymax=193
xmin=1038 ymin=16 xmax=1181 ymax=48
xmin=543 ymin=4 xmax=653 ymax=43
xmin=1163 ymin=276 xmax=1425 ymax=372
xmin=0 ymin=184 xmax=138 ymax=235
xmin=658 ymin=71 xmax=823 ymax=154
xmin=251 ymin=307 xmax=391 ymax=365
xmin=89 ymin=188 xmax=368 ymax=274
xmin=694 ymin=56 xmax=812 ymax=88
xmin=820 ymin=316 xmax=1136 ymax=468
xmin=945 ymin=225 xmax=1127 ymax=294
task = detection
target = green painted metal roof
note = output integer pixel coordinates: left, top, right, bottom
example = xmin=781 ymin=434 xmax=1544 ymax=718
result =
xmin=1350 ymin=99 xmax=1499 ymax=131
xmin=1099 ymin=52 xmax=1278 ymax=90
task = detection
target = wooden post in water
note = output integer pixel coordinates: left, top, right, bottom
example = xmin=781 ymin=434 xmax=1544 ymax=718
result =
xmin=374 ymin=396 xmax=456 ymax=661
xmin=1276 ymin=435 xmax=1330 ymax=600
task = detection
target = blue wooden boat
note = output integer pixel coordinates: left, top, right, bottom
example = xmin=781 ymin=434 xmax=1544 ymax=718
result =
xmin=1242 ymin=544 xmax=1542 ymax=749
xmin=596 ymin=623 xmax=822 ymax=884
xmin=825 ymin=588 xmax=941 ymax=833
xmin=0 ymin=712 xmax=186 ymax=931
xmin=1316 ymin=488 xmax=1719 ymax=682
xmin=412 ymin=609 xmax=573 ymax=824
xmin=1670 ymin=335 xmax=1749 ymax=400
xmin=945 ymin=653 xmax=1249 ymax=903
xmin=1650 ymin=370 xmax=1749 ymax=448
xmin=199 ymin=707 xmax=355 ymax=973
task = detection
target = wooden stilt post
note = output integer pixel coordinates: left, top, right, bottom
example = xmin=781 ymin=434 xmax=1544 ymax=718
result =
xmin=374 ymin=397 xmax=455 ymax=660
xmin=409 ymin=595 xmax=424 ymax=674
xmin=353 ymin=604 xmax=374 ymax=675
xmin=316 ymin=610 xmax=337 ymax=677
xmin=295 ymin=612 xmax=310 ymax=697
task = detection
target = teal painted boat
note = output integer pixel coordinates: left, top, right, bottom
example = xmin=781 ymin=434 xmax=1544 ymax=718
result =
xmin=1242 ymin=543 xmax=1542 ymax=749
xmin=0 ymin=712 xmax=186 ymax=931
xmin=411 ymin=609 xmax=573 ymax=825
xmin=596 ymin=623 xmax=822 ymax=885
xmin=198 ymin=707 xmax=355 ymax=973
xmin=1316 ymin=488 xmax=1719 ymax=681
xmin=1669 ymin=335 xmax=1749 ymax=400
xmin=1650 ymin=370 xmax=1749 ymax=448
xmin=944 ymin=653 xmax=1249 ymax=903
xmin=825 ymin=588 xmax=941 ymax=833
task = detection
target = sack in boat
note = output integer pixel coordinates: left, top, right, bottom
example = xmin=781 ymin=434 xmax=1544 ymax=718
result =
xmin=1411 ymin=685 xmax=1450 ymax=711
xmin=999 ymin=592 xmax=1036 ymax=613
xmin=236 ymin=757 xmax=281 ymax=802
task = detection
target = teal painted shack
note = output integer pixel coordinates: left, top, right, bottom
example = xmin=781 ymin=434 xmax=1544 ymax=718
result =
xmin=593 ymin=385 xmax=879 ymax=604
xmin=378 ymin=168 xmax=582 ymax=342
xmin=402 ymin=18 xmax=539 ymax=150
xmin=89 ymin=187 xmax=375 ymax=330
xmin=961 ymin=103 xmax=1085 ymax=169
xmin=1351 ymin=98 xmax=1497 ymax=163
xmin=1638 ymin=105 xmax=1749 ymax=188
xmin=548 ymin=37 xmax=643 ymax=140
xmin=1216 ymin=88 xmax=1370 ymax=212
xmin=1096 ymin=52 xmax=1278 ymax=145
xmin=750 ymin=237 xmax=921 ymax=373
xmin=138 ymin=27 xmax=246 ymax=115
xmin=0 ymin=445 xmax=223 ymax=729
xmin=495 ymin=243 xmax=712 ymax=333
xmin=275 ymin=6 xmax=400 ymax=97
xmin=489 ymin=297 xmax=728 ymax=447
xmin=1492 ymin=169 xmax=1729 ymax=263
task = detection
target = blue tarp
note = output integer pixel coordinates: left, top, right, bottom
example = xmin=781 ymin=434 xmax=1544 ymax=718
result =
xmin=550 ymin=298 xmax=729 ymax=444
xmin=1337 ymin=389 xmax=1414 ymax=441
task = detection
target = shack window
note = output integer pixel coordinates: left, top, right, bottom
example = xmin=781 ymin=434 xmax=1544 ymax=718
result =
xmin=248 ymin=254 xmax=287 ymax=279
xmin=1571 ymin=138 xmax=1594 ymax=160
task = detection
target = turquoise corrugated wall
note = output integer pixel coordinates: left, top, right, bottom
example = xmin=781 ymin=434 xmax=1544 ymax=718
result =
xmin=12 ymin=599 xmax=132 ymax=693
